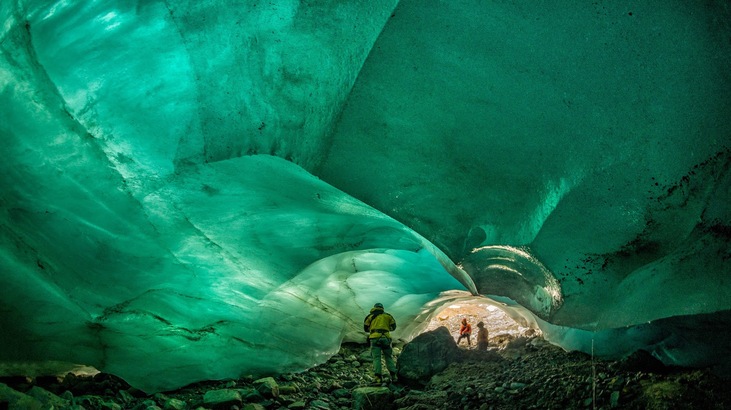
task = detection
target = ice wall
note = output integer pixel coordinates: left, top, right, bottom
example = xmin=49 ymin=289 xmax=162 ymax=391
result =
xmin=1 ymin=0 xmax=730 ymax=393
xmin=321 ymin=0 xmax=731 ymax=362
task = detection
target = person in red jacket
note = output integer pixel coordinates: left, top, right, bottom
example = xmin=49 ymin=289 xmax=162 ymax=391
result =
xmin=456 ymin=318 xmax=472 ymax=346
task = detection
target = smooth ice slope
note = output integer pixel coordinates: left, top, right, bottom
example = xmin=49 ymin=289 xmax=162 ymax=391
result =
xmin=1 ymin=0 xmax=730 ymax=392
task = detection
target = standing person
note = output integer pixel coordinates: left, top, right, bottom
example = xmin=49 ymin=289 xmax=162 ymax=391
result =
xmin=456 ymin=318 xmax=472 ymax=346
xmin=363 ymin=302 xmax=398 ymax=383
xmin=476 ymin=321 xmax=489 ymax=350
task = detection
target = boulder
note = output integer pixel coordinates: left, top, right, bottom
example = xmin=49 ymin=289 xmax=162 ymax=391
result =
xmin=253 ymin=376 xmax=280 ymax=398
xmin=397 ymin=326 xmax=460 ymax=384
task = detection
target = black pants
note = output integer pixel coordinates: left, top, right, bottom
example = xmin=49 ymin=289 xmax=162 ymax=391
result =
xmin=457 ymin=333 xmax=471 ymax=345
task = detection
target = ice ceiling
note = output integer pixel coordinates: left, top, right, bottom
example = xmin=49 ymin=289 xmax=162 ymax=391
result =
xmin=2 ymin=0 xmax=730 ymax=393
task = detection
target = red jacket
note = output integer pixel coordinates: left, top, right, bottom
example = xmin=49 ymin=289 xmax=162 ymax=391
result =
xmin=460 ymin=323 xmax=472 ymax=335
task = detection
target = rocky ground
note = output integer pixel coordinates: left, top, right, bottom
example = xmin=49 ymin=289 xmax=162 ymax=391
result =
xmin=2 ymin=309 xmax=730 ymax=410
xmin=2 ymin=337 xmax=730 ymax=410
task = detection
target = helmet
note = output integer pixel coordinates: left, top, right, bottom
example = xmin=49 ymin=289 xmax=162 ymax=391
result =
xmin=373 ymin=303 xmax=384 ymax=309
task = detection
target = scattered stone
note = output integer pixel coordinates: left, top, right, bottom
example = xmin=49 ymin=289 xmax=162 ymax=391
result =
xmin=352 ymin=386 xmax=394 ymax=410
xmin=202 ymin=389 xmax=242 ymax=409
xmin=308 ymin=398 xmax=331 ymax=409
xmin=253 ymin=376 xmax=279 ymax=398
xmin=236 ymin=386 xmax=263 ymax=402
xmin=610 ymin=390 xmax=620 ymax=408
xmin=163 ymin=397 xmax=187 ymax=409
xmin=278 ymin=382 xmax=299 ymax=395
xmin=25 ymin=385 xmax=69 ymax=408
xmin=641 ymin=380 xmax=687 ymax=408
xmin=117 ymin=389 xmax=135 ymax=404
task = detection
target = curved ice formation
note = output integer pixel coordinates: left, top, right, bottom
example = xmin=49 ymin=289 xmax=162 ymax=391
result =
xmin=1 ymin=0 xmax=730 ymax=392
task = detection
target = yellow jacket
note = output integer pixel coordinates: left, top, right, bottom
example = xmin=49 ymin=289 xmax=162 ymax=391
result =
xmin=364 ymin=307 xmax=396 ymax=339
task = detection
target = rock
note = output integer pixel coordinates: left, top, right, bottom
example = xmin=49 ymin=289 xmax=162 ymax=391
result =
xmin=528 ymin=337 xmax=548 ymax=348
xmin=490 ymin=333 xmax=515 ymax=349
xmin=236 ymin=386 xmax=263 ymax=401
xmin=397 ymin=327 xmax=460 ymax=384
xmin=118 ymin=389 xmax=136 ymax=404
xmin=395 ymin=389 xmax=447 ymax=409
xmin=610 ymin=390 xmax=620 ymax=408
xmin=505 ymin=336 xmax=529 ymax=350
xmin=278 ymin=382 xmax=299 ymax=395
xmin=619 ymin=350 xmax=668 ymax=373
xmin=641 ymin=380 xmax=687 ymax=408
xmin=137 ymin=398 xmax=159 ymax=409
xmin=308 ymin=399 xmax=331 ymax=409
xmin=358 ymin=350 xmax=372 ymax=363
xmin=0 ymin=383 xmax=45 ymax=409
xmin=607 ymin=375 xmax=625 ymax=390
xmin=163 ymin=397 xmax=187 ymax=409
xmin=61 ymin=390 xmax=74 ymax=402
xmin=352 ymin=386 xmax=394 ymax=410
xmin=74 ymin=394 xmax=121 ymax=409
xmin=253 ymin=376 xmax=279 ymax=398
xmin=342 ymin=380 xmax=358 ymax=389
xmin=25 ymin=385 xmax=70 ymax=408
xmin=203 ymin=389 xmax=242 ymax=409
xmin=102 ymin=400 xmax=123 ymax=409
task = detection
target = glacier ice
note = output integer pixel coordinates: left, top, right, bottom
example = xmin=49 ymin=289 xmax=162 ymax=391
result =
xmin=1 ymin=0 xmax=730 ymax=393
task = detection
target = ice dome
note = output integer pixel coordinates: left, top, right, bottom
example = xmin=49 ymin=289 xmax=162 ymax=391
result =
xmin=1 ymin=0 xmax=729 ymax=393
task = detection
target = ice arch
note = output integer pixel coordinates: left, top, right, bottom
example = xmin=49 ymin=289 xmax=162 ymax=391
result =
xmin=1 ymin=0 xmax=730 ymax=392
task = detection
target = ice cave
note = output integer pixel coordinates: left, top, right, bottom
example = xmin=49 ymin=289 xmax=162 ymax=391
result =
xmin=1 ymin=0 xmax=730 ymax=394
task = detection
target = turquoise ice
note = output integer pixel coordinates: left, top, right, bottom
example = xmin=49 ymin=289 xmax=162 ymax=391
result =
xmin=1 ymin=0 xmax=729 ymax=392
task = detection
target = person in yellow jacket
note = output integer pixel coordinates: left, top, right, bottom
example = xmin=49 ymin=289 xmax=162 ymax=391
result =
xmin=363 ymin=302 xmax=397 ymax=383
